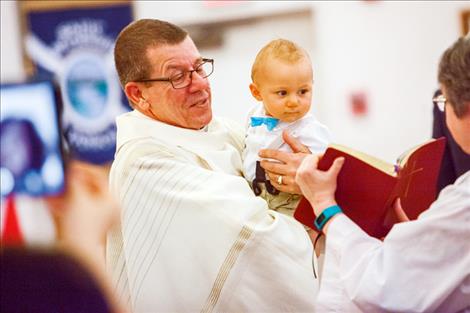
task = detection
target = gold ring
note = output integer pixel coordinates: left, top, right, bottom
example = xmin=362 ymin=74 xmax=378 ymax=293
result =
xmin=277 ymin=175 xmax=283 ymax=185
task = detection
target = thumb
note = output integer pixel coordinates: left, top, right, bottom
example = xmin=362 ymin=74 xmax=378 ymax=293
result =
xmin=328 ymin=157 xmax=345 ymax=178
xmin=300 ymin=154 xmax=320 ymax=172
xmin=393 ymin=198 xmax=410 ymax=222
xmin=283 ymin=130 xmax=311 ymax=153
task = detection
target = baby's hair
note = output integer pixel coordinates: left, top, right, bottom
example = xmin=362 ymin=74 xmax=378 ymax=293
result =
xmin=251 ymin=39 xmax=310 ymax=84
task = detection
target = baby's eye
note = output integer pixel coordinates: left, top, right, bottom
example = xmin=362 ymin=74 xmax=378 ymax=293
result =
xmin=277 ymin=90 xmax=287 ymax=96
xmin=299 ymin=89 xmax=310 ymax=95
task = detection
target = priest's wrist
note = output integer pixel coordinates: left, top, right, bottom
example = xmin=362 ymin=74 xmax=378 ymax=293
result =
xmin=313 ymin=202 xmax=343 ymax=234
xmin=320 ymin=214 xmax=341 ymax=234
xmin=312 ymin=199 xmax=338 ymax=217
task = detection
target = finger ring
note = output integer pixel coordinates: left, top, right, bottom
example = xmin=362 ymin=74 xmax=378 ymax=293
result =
xmin=277 ymin=175 xmax=283 ymax=185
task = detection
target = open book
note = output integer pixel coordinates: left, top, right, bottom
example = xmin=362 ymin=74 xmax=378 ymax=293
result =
xmin=294 ymin=137 xmax=446 ymax=238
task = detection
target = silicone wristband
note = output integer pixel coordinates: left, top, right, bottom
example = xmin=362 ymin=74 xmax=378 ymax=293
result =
xmin=314 ymin=205 xmax=342 ymax=231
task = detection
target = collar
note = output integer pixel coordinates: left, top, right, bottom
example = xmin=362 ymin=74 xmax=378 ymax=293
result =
xmin=116 ymin=110 xmax=229 ymax=152
xmin=250 ymin=106 xmax=311 ymax=131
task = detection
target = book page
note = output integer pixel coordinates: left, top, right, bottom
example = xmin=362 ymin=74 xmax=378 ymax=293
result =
xmin=330 ymin=144 xmax=396 ymax=176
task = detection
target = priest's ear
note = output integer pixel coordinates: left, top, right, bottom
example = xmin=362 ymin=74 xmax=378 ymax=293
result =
xmin=249 ymin=83 xmax=263 ymax=102
xmin=124 ymin=82 xmax=148 ymax=110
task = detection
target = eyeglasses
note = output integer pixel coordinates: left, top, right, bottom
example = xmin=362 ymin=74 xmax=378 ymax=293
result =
xmin=135 ymin=58 xmax=214 ymax=89
xmin=432 ymin=94 xmax=447 ymax=112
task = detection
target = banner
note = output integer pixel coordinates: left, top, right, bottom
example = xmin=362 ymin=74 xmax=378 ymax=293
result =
xmin=21 ymin=1 xmax=133 ymax=164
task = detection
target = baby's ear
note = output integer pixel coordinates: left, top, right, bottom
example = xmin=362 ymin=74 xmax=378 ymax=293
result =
xmin=249 ymin=83 xmax=263 ymax=101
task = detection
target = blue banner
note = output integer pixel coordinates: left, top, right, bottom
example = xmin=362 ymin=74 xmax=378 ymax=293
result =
xmin=25 ymin=4 xmax=133 ymax=164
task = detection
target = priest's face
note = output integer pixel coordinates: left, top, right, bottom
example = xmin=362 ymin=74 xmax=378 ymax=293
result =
xmin=137 ymin=36 xmax=212 ymax=130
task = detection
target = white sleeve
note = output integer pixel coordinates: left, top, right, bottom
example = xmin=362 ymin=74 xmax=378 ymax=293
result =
xmin=319 ymin=174 xmax=470 ymax=313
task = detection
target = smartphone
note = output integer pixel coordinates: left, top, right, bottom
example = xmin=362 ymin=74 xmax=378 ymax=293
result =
xmin=0 ymin=81 xmax=65 ymax=197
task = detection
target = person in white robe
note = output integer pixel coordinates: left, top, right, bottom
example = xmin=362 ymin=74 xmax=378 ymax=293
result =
xmin=295 ymin=36 xmax=470 ymax=312
xmin=107 ymin=19 xmax=319 ymax=312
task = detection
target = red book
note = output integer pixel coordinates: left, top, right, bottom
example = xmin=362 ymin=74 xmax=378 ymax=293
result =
xmin=294 ymin=137 xmax=446 ymax=238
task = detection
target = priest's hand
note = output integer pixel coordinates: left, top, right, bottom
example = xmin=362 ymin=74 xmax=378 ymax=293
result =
xmin=295 ymin=154 xmax=344 ymax=216
xmin=259 ymin=130 xmax=311 ymax=194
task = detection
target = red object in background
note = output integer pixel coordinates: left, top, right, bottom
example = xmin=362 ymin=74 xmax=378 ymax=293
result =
xmin=350 ymin=92 xmax=368 ymax=116
xmin=1 ymin=196 xmax=24 ymax=246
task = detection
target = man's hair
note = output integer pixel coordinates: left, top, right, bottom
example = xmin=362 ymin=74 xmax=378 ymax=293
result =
xmin=438 ymin=35 xmax=470 ymax=118
xmin=251 ymin=39 xmax=310 ymax=84
xmin=114 ymin=19 xmax=188 ymax=88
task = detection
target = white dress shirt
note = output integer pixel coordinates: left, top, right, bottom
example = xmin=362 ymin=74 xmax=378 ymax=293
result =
xmin=243 ymin=106 xmax=331 ymax=182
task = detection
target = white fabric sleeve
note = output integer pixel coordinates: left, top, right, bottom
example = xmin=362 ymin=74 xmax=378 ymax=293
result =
xmin=296 ymin=119 xmax=331 ymax=155
xmin=320 ymin=176 xmax=470 ymax=313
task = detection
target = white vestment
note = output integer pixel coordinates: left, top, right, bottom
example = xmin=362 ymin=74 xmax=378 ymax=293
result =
xmin=317 ymin=171 xmax=470 ymax=313
xmin=107 ymin=110 xmax=318 ymax=312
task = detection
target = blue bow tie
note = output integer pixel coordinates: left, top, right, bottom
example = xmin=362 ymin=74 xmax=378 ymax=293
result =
xmin=250 ymin=116 xmax=279 ymax=131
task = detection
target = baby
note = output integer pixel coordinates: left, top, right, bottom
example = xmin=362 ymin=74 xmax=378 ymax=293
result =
xmin=243 ymin=39 xmax=331 ymax=216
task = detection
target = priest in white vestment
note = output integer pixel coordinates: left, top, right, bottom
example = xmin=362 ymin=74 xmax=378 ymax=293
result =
xmin=107 ymin=19 xmax=319 ymax=312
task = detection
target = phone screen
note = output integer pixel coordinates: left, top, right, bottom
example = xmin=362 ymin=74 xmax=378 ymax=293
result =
xmin=0 ymin=81 xmax=65 ymax=197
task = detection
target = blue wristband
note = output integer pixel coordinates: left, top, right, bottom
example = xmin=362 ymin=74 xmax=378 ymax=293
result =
xmin=314 ymin=205 xmax=342 ymax=231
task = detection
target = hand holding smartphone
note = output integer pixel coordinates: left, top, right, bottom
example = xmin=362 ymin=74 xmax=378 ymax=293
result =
xmin=0 ymin=81 xmax=65 ymax=197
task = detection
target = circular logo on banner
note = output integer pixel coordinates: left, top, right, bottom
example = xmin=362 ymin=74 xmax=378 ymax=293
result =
xmin=61 ymin=49 xmax=123 ymax=164
xmin=24 ymin=18 xmax=130 ymax=165
xmin=66 ymin=57 xmax=108 ymax=118
xmin=61 ymin=51 xmax=124 ymax=164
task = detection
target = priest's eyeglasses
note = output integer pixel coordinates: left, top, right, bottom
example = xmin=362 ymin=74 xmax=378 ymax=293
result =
xmin=136 ymin=58 xmax=214 ymax=89
xmin=432 ymin=94 xmax=447 ymax=112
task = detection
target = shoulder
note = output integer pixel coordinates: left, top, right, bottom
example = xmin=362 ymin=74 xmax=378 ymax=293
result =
xmin=298 ymin=114 xmax=329 ymax=130
xmin=212 ymin=116 xmax=245 ymax=151
xmin=112 ymin=137 xmax=179 ymax=176
xmin=212 ymin=116 xmax=243 ymax=133
xmin=443 ymin=171 xmax=470 ymax=195
xmin=292 ymin=114 xmax=331 ymax=152
xmin=447 ymin=171 xmax=470 ymax=196
xmin=427 ymin=170 xmax=470 ymax=216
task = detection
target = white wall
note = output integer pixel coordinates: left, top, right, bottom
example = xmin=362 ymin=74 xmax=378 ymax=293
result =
xmin=2 ymin=0 xmax=468 ymax=162
xmin=312 ymin=1 xmax=467 ymax=161
xmin=196 ymin=10 xmax=315 ymax=131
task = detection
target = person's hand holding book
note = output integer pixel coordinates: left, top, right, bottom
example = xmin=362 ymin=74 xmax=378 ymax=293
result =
xmin=295 ymin=154 xmax=345 ymax=216
xmin=259 ymin=130 xmax=312 ymax=194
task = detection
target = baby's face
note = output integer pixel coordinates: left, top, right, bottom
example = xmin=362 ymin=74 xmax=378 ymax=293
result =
xmin=254 ymin=57 xmax=313 ymax=123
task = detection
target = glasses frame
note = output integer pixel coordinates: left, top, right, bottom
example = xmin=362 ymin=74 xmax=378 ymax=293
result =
xmin=432 ymin=94 xmax=447 ymax=112
xmin=135 ymin=58 xmax=214 ymax=89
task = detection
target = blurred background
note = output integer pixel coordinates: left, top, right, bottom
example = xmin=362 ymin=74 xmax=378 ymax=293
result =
xmin=1 ymin=0 xmax=469 ymax=245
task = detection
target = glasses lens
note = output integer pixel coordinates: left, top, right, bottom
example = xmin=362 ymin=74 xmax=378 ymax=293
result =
xmin=437 ymin=101 xmax=445 ymax=112
xmin=197 ymin=61 xmax=213 ymax=78
xmin=170 ymin=60 xmax=214 ymax=89
xmin=170 ymin=72 xmax=189 ymax=88
xmin=433 ymin=95 xmax=446 ymax=112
